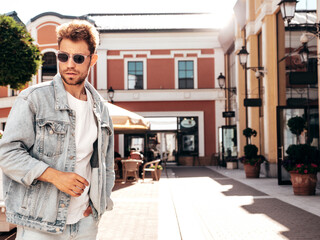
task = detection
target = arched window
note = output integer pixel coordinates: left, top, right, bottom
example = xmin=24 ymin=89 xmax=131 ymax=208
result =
xmin=42 ymin=52 xmax=57 ymax=82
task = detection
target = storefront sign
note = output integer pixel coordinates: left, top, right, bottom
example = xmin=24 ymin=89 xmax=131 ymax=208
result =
xmin=223 ymin=111 xmax=235 ymax=118
xmin=180 ymin=118 xmax=196 ymax=128
xmin=244 ymin=98 xmax=262 ymax=107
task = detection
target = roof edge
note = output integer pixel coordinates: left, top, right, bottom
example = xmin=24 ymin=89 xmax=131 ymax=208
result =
xmin=30 ymin=12 xmax=92 ymax=23
xmin=98 ymin=28 xmax=218 ymax=33
xmin=86 ymin=12 xmax=212 ymax=17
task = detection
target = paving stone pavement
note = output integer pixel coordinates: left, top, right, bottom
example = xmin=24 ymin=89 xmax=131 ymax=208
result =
xmin=97 ymin=166 xmax=320 ymax=240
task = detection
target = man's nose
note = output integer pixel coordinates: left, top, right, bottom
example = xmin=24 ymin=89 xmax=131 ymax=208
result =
xmin=66 ymin=56 xmax=76 ymax=68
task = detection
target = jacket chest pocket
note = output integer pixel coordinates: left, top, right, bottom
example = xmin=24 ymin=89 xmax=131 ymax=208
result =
xmin=36 ymin=120 xmax=68 ymax=157
xmin=101 ymin=123 xmax=112 ymax=153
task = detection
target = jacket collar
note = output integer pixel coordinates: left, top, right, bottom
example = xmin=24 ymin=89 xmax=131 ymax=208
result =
xmin=53 ymin=74 xmax=103 ymax=111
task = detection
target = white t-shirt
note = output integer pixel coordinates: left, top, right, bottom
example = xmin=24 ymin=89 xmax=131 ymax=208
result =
xmin=66 ymin=88 xmax=97 ymax=224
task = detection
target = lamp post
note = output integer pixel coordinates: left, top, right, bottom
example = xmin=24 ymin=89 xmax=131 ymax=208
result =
xmin=237 ymin=46 xmax=266 ymax=73
xmin=217 ymin=73 xmax=236 ymax=95
xmin=108 ymin=86 xmax=114 ymax=103
xmin=237 ymin=45 xmax=266 ymax=133
xmin=278 ymin=0 xmax=320 ymax=147
xmin=217 ymin=73 xmax=236 ymax=122
xmin=298 ymin=43 xmax=310 ymax=64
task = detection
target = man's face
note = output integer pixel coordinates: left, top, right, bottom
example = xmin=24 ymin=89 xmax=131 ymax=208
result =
xmin=58 ymin=39 xmax=92 ymax=86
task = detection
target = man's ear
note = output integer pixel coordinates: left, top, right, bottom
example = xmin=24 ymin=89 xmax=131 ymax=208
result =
xmin=90 ymin=54 xmax=98 ymax=67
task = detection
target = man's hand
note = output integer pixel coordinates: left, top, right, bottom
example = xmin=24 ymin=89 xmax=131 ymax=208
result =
xmin=83 ymin=206 xmax=92 ymax=217
xmin=37 ymin=167 xmax=89 ymax=197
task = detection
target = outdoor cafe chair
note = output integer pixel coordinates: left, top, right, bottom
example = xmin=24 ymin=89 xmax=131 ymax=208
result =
xmin=121 ymin=159 xmax=143 ymax=182
xmin=142 ymin=159 xmax=161 ymax=182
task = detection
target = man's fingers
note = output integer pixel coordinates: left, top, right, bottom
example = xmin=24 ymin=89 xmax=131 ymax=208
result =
xmin=73 ymin=180 xmax=86 ymax=191
xmin=71 ymin=185 xmax=84 ymax=194
xmin=75 ymin=175 xmax=89 ymax=186
xmin=68 ymin=190 xmax=81 ymax=197
xmin=83 ymin=206 xmax=92 ymax=217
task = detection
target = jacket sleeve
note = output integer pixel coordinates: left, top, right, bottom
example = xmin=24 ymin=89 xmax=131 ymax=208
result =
xmin=0 ymin=96 xmax=49 ymax=187
xmin=105 ymin=116 xmax=115 ymax=210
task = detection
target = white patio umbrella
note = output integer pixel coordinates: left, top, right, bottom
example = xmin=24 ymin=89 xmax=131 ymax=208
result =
xmin=104 ymin=101 xmax=150 ymax=133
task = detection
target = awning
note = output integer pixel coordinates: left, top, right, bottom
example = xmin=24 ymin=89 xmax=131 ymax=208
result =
xmin=105 ymin=101 xmax=150 ymax=134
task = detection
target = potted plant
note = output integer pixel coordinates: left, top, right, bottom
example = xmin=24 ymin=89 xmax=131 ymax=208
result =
xmin=282 ymin=116 xmax=320 ymax=195
xmin=151 ymin=164 xmax=163 ymax=181
xmin=239 ymin=127 xmax=266 ymax=178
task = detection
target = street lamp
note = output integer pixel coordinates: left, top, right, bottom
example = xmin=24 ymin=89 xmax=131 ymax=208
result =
xmin=298 ymin=43 xmax=310 ymax=64
xmin=279 ymin=1 xmax=318 ymax=64
xmin=108 ymin=86 xmax=114 ymax=103
xmin=238 ymin=46 xmax=249 ymax=67
xmin=237 ymin=46 xmax=267 ymax=75
xmin=217 ymin=73 xmax=236 ymax=95
xmin=278 ymin=0 xmax=298 ymax=24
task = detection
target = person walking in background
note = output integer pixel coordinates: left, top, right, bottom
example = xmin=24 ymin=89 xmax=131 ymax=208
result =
xmin=0 ymin=20 xmax=114 ymax=239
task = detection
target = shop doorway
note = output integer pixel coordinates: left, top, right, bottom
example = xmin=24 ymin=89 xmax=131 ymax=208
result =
xmin=277 ymin=106 xmax=319 ymax=185
xmin=218 ymin=125 xmax=237 ymax=167
xmin=124 ymin=132 xmax=177 ymax=163
xmin=123 ymin=134 xmax=146 ymax=158
xmin=146 ymin=132 xmax=177 ymax=163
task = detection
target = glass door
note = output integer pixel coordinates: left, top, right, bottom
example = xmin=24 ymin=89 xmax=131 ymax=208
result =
xmin=277 ymin=106 xmax=319 ymax=185
xmin=218 ymin=125 xmax=238 ymax=167
xmin=146 ymin=132 xmax=177 ymax=163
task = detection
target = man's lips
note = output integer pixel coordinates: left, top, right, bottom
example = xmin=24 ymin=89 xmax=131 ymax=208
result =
xmin=65 ymin=72 xmax=78 ymax=76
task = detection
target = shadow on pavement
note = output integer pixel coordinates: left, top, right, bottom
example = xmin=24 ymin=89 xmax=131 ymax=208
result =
xmin=242 ymin=198 xmax=320 ymax=239
xmin=170 ymin=166 xmax=320 ymax=239
xmin=112 ymin=181 xmax=138 ymax=192
xmin=169 ymin=166 xmax=267 ymax=196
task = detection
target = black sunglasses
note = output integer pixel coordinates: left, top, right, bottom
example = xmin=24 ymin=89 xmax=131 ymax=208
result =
xmin=56 ymin=51 xmax=92 ymax=65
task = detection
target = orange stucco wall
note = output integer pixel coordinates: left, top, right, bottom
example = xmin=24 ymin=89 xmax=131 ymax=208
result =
xmin=107 ymin=59 xmax=124 ymax=89
xmin=147 ymin=59 xmax=174 ymax=89
xmin=37 ymin=24 xmax=58 ymax=45
xmin=114 ymin=134 xmax=119 ymax=153
xmin=151 ymin=50 xmax=171 ymax=55
xmin=106 ymin=49 xmax=215 ymax=90
xmin=115 ymin=100 xmax=216 ymax=157
xmin=0 ymin=108 xmax=11 ymax=118
xmin=198 ymin=58 xmax=215 ymax=88
xmin=0 ymin=87 xmax=7 ymax=98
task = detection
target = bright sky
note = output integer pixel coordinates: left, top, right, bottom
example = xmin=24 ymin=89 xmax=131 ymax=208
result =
xmin=2 ymin=0 xmax=237 ymax=28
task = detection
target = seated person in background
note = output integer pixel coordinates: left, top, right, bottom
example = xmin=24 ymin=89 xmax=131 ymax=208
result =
xmin=129 ymin=148 xmax=144 ymax=178
xmin=115 ymin=151 xmax=121 ymax=159
xmin=114 ymin=151 xmax=122 ymax=178
xmin=130 ymin=148 xmax=143 ymax=160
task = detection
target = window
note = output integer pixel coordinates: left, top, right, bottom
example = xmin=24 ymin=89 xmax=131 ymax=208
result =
xmin=1 ymin=122 xmax=6 ymax=131
xmin=178 ymin=61 xmax=194 ymax=89
xmin=42 ymin=52 xmax=57 ymax=82
xmin=128 ymin=61 xmax=143 ymax=89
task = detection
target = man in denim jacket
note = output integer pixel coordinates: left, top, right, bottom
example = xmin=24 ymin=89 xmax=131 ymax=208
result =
xmin=0 ymin=20 xmax=115 ymax=239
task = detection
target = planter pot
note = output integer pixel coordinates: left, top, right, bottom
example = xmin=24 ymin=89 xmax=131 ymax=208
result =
xmin=289 ymin=172 xmax=317 ymax=195
xmin=227 ymin=162 xmax=237 ymax=169
xmin=244 ymin=164 xmax=260 ymax=178
xmin=152 ymin=169 xmax=162 ymax=181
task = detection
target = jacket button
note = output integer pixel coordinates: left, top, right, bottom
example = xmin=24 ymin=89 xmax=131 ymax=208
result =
xmin=49 ymin=130 xmax=54 ymax=135
xmin=69 ymin=156 xmax=73 ymax=160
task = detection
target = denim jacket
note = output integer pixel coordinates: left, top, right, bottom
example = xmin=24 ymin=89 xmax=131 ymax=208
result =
xmin=0 ymin=74 xmax=115 ymax=234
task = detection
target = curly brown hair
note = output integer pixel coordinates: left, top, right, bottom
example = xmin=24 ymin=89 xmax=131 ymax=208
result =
xmin=56 ymin=20 xmax=99 ymax=54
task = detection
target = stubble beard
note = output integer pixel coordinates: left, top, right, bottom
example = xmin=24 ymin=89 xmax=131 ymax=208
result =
xmin=60 ymin=59 xmax=91 ymax=86
xmin=61 ymin=72 xmax=88 ymax=86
